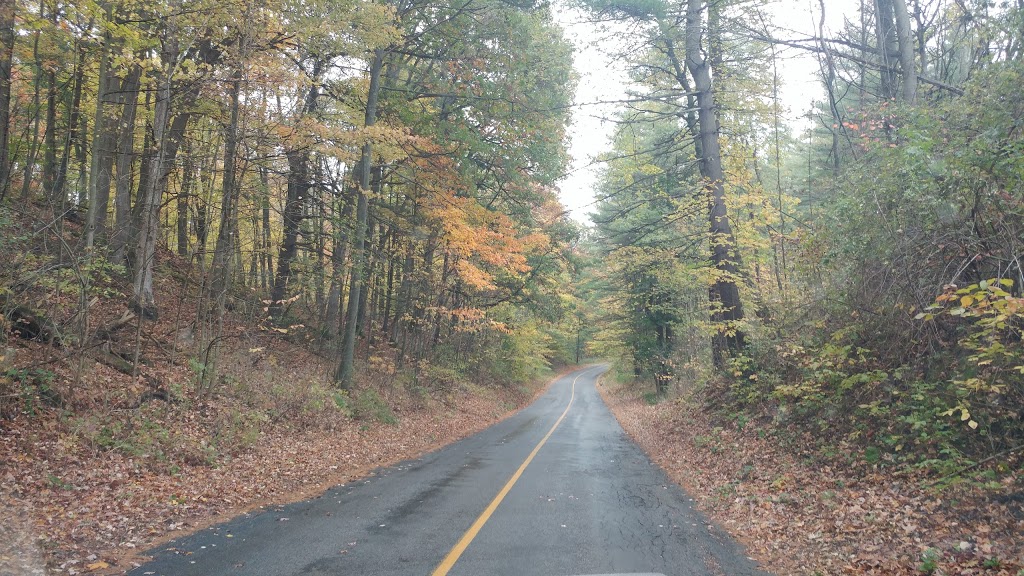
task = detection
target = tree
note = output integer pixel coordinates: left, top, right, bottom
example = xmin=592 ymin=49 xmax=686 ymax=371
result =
xmin=683 ymin=0 xmax=745 ymax=366
xmin=0 ymin=0 xmax=14 ymax=200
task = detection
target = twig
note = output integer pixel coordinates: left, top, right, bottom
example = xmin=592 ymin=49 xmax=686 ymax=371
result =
xmin=927 ymin=444 xmax=1024 ymax=488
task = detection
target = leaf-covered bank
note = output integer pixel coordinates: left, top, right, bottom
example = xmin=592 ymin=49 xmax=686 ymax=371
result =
xmin=598 ymin=379 xmax=1024 ymax=575
xmin=2 ymin=354 xmax=560 ymax=575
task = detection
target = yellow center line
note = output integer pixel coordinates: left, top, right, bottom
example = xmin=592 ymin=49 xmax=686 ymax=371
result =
xmin=430 ymin=368 xmax=594 ymax=576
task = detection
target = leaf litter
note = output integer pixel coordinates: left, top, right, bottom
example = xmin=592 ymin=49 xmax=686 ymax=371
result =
xmin=597 ymin=383 xmax=1024 ymax=575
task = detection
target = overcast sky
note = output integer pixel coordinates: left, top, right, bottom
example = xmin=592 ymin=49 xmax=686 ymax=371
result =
xmin=553 ymin=0 xmax=857 ymax=223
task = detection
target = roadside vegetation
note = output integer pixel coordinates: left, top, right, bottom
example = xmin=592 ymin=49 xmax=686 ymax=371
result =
xmin=0 ymin=0 xmax=584 ymax=572
xmin=583 ymin=0 xmax=1024 ymax=573
xmin=2 ymin=0 xmax=1023 ymax=573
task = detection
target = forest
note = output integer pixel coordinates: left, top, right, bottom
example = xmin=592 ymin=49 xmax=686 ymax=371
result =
xmin=0 ymin=0 xmax=1021 ymax=573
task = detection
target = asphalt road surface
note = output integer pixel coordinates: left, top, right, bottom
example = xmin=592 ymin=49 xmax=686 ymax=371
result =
xmin=129 ymin=366 xmax=770 ymax=576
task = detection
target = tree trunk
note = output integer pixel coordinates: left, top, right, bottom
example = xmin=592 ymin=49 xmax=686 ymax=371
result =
xmin=261 ymin=166 xmax=272 ymax=290
xmin=130 ymin=39 xmax=177 ymax=318
xmin=110 ymin=64 xmax=141 ymax=264
xmin=85 ymin=10 xmax=117 ymax=249
xmin=324 ymin=192 xmax=352 ymax=337
xmin=54 ymin=41 xmax=86 ymax=208
xmin=392 ymin=242 xmax=414 ymax=345
xmin=21 ymin=2 xmax=43 ymax=201
xmin=381 ymin=236 xmax=395 ymax=338
xmin=177 ymin=149 xmax=193 ymax=256
xmin=336 ymin=48 xmax=385 ymax=388
xmin=875 ymin=0 xmax=900 ymax=100
xmin=209 ymin=70 xmax=243 ymax=309
xmin=0 ymin=0 xmax=14 ymax=200
xmin=685 ymin=0 xmax=745 ymax=368
xmin=892 ymin=0 xmax=917 ymax=103
xmin=269 ymin=60 xmax=322 ymax=320
xmin=43 ymin=65 xmax=57 ymax=202
xmin=129 ymin=32 xmax=215 ymax=315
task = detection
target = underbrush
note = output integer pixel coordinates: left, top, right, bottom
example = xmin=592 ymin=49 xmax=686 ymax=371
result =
xmin=700 ymin=278 xmax=1024 ymax=484
xmin=600 ymin=376 xmax=1024 ymax=576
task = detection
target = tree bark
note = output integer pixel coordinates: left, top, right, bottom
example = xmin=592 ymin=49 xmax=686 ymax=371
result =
xmin=875 ymin=0 xmax=900 ymax=100
xmin=109 ymin=64 xmax=141 ymax=264
xmin=85 ymin=10 xmax=116 ymax=248
xmin=129 ymin=33 xmax=217 ymax=314
xmin=130 ymin=37 xmax=177 ymax=318
xmin=177 ymin=149 xmax=193 ymax=256
xmin=685 ymin=0 xmax=745 ymax=367
xmin=0 ymin=0 xmax=14 ymax=200
xmin=261 ymin=166 xmax=272 ymax=290
xmin=53 ymin=40 xmax=86 ymax=208
xmin=20 ymin=21 xmax=42 ymax=202
xmin=269 ymin=59 xmax=322 ymax=320
xmin=43 ymin=63 xmax=57 ymax=202
xmin=324 ymin=191 xmax=353 ymax=336
xmin=892 ymin=0 xmax=917 ymax=103
xmin=209 ymin=70 xmax=243 ymax=309
xmin=336 ymin=48 xmax=385 ymax=388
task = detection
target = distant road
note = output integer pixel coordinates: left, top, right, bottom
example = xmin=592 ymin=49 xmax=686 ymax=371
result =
xmin=130 ymin=366 xmax=769 ymax=576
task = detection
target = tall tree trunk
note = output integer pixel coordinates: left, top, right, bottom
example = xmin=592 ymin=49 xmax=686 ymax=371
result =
xmin=209 ymin=70 xmax=243 ymax=309
xmin=129 ymin=33 xmax=215 ymax=314
xmin=85 ymin=10 xmax=116 ymax=248
xmin=53 ymin=40 xmax=86 ymax=208
xmin=20 ymin=21 xmax=43 ymax=201
xmin=131 ymin=39 xmax=177 ymax=318
xmin=685 ymin=0 xmax=745 ymax=368
xmin=875 ymin=0 xmax=900 ymax=100
xmin=269 ymin=60 xmax=322 ymax=320
xmin=381 ymin=234 xmax=395 ymax=338
xmin=43 ymin=64 xmax=57 ymax=202
xmin=392 ymin=243 xmax=414 ymax=345
xmin=892 ymin=0 xmax=917 ymax=103
xmin=817 ymin=0 xmax=842 ymax=175
xmin=268 ymin=146 xmax=310 ymax=318
xmin=261 ymin=166 xmax=272 ymax=290
xmin=324 ymin=192 xmax=352 ymax=337
xmin=110 ymin=64 xmax=141 ymax=264
xmin=314 ymin=194 xmax=326 ymax=317
xmin=336 ymin=48 xmax=385 ymax=388
xmin=0 ymin=0 xmax=14 ymax=200
xmin=176 ymin=147 xmax=193 ymax=256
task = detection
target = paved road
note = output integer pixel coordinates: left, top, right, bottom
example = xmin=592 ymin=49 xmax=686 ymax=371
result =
xmin=129 ymin=366 xmax=769 ymax=576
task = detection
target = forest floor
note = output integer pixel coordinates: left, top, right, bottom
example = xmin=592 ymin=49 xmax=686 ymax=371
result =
xmin=597 ymin=378 xmax=1024 ymax=576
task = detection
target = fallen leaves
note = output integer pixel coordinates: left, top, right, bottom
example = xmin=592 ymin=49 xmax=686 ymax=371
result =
xmin=1 ymin=368 xmax=550 ymax=574
xmin=598 ymin=384 xmax=1024 ymax=575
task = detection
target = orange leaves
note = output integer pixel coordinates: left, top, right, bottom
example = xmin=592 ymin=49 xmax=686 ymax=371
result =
xmin=455 ymin=258 xmax=497 ymax=290
xmin=410 ymin=168 xmax=542 ymax=293
xmin=440 ymin=202 xmax=532 ymax=290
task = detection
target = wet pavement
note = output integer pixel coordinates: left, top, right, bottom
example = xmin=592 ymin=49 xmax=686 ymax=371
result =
xmin=129 ymin=366 xmax=769 ymax=576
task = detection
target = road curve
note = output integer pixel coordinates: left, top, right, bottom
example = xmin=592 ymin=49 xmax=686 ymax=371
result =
xmin=129 ymin=366 xmax=769 ymax=576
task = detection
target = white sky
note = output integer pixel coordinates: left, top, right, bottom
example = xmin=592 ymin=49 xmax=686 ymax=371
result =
xmin=553 ymin=0 xmax=858 ymax=223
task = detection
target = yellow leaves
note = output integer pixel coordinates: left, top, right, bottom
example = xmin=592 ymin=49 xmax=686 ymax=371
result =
xmin=942 ymin=405 xmax=982 ymax=431
xmin=86 ymin=561 xmax=110 ymax=571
